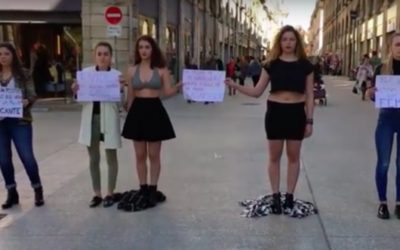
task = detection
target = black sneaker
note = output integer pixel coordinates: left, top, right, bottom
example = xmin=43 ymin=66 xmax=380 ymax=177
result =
xmin=89 ymin=196 xmax=103 ymax=208
xmin=394 ymin=205 xmax=400 ymax=219
xmin=103 ymin=195 xmax=114 ymax=208
xmin=377 ymin=204 xmax=390 ymax=219
xmin=271 ymin=193 xmax=282 ymax=215
xmin=283 ymin=193 xmax=294 ymax=210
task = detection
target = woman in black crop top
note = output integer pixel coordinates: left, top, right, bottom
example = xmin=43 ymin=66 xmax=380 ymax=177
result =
xmin=226 ymin=25 xmax=316 ymax=216
xmin=366 ymin=33 xmax=400 ymax=220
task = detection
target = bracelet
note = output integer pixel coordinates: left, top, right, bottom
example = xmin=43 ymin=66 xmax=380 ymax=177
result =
xmin=306 ymin=118 xmax=313 ymax=125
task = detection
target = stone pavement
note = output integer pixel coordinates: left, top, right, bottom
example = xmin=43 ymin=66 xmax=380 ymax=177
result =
xmin=0 ymin=76 xmax=400 ymax=250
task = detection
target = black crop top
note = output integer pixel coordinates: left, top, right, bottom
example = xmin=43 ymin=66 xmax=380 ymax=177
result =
xmin=264 ymin=58 xmax=314 ymax=94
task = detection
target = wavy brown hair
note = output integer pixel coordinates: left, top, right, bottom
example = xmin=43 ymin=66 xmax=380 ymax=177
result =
xmin=381 ymin=32 xmax=400 ymax=75
xmin=134 ymin=35 xmax=166 ymax=69
xmin=267 ymin=25 xmax=307 ymax=62
xmin=0 ymin=42 xmax=26 ymax=80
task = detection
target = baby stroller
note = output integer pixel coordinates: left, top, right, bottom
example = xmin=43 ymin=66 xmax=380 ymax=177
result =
xmin=314 ymin=80 xmax=327 ymax=106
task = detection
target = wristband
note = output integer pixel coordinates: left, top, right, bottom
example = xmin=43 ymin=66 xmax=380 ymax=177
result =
xmin=306 ymin=118 xmax=313 ymax=125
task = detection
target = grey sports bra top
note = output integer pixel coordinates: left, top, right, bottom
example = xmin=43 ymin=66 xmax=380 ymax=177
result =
xmin=131 ymin=66 xmax=162 ymax=90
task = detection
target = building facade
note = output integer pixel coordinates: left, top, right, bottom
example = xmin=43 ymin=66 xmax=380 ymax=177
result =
xmin=0 ymin=0 xmax=264 ymax=87
xmin=308 ymin=0 xmax=324 ymax=56
xmin=82 ymin=0 xmax=264 ymax=81
xmin=0 ymin=0 xmax=82 ymax=79
xmin=322 ymin=0 xmax=400 ymax=76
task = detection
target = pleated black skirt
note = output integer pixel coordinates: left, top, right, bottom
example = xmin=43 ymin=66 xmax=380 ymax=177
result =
xmin=122 ymin=97 xmax=176 ymax=141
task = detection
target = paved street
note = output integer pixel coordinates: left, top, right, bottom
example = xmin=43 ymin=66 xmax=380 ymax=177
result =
xmin=0 ymin=76 xmax=400 ymax=250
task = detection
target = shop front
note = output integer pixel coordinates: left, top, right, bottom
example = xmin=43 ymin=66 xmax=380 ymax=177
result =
xmin=0 ymin=0 xmax=82 ymax=98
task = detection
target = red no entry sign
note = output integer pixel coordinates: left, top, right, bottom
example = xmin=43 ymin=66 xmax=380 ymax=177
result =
xmin=105 ymin=6 xmax=123 ymax=25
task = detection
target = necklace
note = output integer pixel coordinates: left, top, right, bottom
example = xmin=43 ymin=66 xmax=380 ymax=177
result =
xmin=0 ymin=73 xmax=12 ymax=87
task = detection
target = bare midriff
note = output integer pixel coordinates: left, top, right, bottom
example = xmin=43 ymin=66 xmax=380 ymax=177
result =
xmin=267 ymin=91 xmax=306 ymax=103
xmin=134 ymin=89 xmax=161 ymax=98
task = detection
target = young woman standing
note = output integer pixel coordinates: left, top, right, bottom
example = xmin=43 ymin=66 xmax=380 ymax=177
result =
xmin=367 ymin=33 xmax=400 ymax=219
xmin=226 ymin=25 xmax=314 ymax=215
xmin=121 ymin=35 xmax=181 ymax=211
xmin=0 ymin=42 xmax=44 ymax=209
xmin=72 ymin=42 xmax=124 ymax=208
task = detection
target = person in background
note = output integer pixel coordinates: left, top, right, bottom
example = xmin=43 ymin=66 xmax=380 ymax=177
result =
xmin=366 ymin=32 xmax=400 ymax=220
xmin=238 ymin=56 xmax=249 ymax=86
xmin=0 ymin=42 xmax=44 ymax=209
xmin=226 ymin=57 xmax=237 ymax=96
xmin=185 ymin=57 xmax=198 ymax=103
xmin=370 ymin=50 xmax=382 ymax=71
xmin=249 ymin=56 xmax=262 ymax=87
xmin=354 ymin=54 xmax=373 ymax=100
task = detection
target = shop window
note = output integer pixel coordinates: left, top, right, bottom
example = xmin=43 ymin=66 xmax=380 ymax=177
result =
xmin=141 ymin=20 xmax=149 ymax=35
xmin=151 ymin=23 xmax=157 ymax=39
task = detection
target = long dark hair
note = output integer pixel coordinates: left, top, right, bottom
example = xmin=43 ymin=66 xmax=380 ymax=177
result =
xmin=0 ymin=42 xmax=26 ymax=80
xmin=267 ymin=25 xmax=307 ymax=62
xmin=134 ymin=35 xmax=166 ymax=68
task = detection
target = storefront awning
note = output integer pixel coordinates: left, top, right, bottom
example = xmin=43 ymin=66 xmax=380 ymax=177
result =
xmin=0 ymin=0 xmax=81 ymax=12
xmin=0 ymin=11 xmax=81 ymax=24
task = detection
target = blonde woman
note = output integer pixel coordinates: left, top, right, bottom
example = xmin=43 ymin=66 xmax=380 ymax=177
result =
xmin=367 ymin=33 xmax=400 ymax=219
xmin=72 ymin=42 xmax=124 ymax=208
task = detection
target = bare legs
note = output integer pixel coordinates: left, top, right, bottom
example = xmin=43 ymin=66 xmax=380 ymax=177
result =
xmin=133 ymin=141 xmax=162 ymax=186
xmin=267 ymin=140 xmax=302 ymax=195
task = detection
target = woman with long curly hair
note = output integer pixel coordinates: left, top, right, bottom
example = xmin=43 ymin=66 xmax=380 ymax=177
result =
xmin=226 ymin=25 xmax=316 ymax=217
xmin=119 ymin=35 xmax=181 ymax=212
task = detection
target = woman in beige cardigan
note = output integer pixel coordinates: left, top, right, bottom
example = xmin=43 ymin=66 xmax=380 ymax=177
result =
xmin=72 ymin=42 xmax=124 ymax=208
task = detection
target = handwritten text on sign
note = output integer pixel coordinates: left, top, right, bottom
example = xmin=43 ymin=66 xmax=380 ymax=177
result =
xmin=182 ymin=69 xmax=226 ymax=102
xmin=77 ymin=71 xmax=121 ymax=102
xmin=0 ymin=88 xmax=23 ymax=118
xmin=375 ymin=75 xmax=400 ymax=108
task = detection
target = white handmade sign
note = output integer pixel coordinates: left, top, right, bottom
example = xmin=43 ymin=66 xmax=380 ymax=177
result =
xmin=0 ymin=88 xmax=23 ymax=118
xmin=77 ymin=71 xmax=121 ymax=102
xmin=375 ymin=75 xmax=400 ymax=108
xmin=182 ymin=69 xmax=226 ymax=102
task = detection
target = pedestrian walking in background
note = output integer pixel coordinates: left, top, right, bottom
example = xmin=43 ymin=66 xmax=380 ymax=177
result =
xmin=249 ymin=56 xmax=262 ymax=87
xmin=0 ymin=42 xmax=44 ymax=209
xmin=354 ymin=54 xmax=373 ymax=100
xmin=226 ymin=57 xmax=237 ymax=96
xmin=120 ymin=35 xmax=181 ymax=212
xmin=185 ymin=57 xmax=198 ymax=103
xmin=367 ymin=32 xmax=400 ymax=220
xmin=72 ymin=42 xmax=124 ymax=208
xmin=238 ymin=56 xmax=249 ymax=86
xmin=225 ymin=25 xmax=317 ymax=218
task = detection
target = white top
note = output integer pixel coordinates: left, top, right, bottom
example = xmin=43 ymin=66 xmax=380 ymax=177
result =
xmin=0 ymin=78 xmax=16 ymax=120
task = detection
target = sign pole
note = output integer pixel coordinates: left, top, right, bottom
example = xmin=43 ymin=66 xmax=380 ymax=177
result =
xmin=114 ymin=36 xmax=118 ymax=70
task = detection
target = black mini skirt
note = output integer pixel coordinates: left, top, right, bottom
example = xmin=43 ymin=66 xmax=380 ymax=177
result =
xmin=265 ymin=100 xmax=306 ymax=140
xmin=122 ymin=97 xmax=176 ymax=141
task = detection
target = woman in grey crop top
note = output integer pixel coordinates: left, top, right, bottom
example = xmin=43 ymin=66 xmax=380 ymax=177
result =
xmin=226 ymin=25 xmax=317 ymax=218
xmin=120 ymin=35 xmax=181 ymax=212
